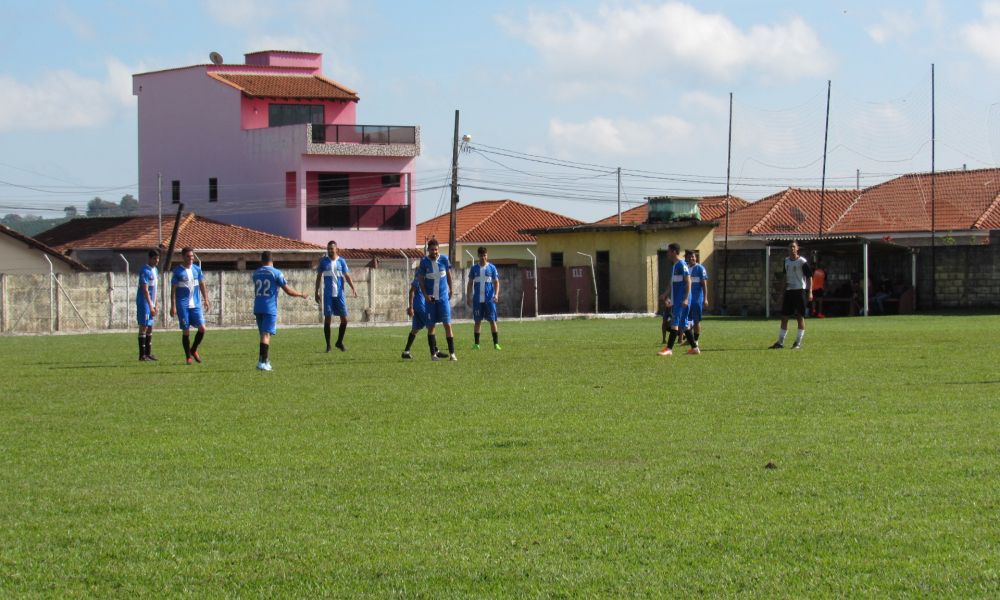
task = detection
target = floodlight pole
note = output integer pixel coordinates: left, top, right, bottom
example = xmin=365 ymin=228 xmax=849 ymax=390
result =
xmin=723 ymin=92 xmax=733 ymax=309
xmin=577 ymin=252 xmax=598 ymax=315
xmin=617 ymin=167 xmax=622 ymax=225
xmin=818 ymin=80 xmax=831 ymax=236
xmin=931 ymin=64 xmax=937 ymax=310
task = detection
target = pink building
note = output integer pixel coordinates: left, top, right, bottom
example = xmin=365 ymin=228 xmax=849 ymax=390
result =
xmin=132 ymin=50 xmax=419 ymax=249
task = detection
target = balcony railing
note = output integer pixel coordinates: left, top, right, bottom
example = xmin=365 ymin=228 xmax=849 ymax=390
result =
xmin=311 ymin=125 xmax=417 ymax=145
xmin=306 ymin=204 xmax=410 ymax=230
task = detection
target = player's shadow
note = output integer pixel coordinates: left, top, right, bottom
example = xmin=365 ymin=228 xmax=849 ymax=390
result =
xmin=48 ymin=364 xmax=124 ymax=370
xmin=940 ymin=381 xmax=1000 ymax=386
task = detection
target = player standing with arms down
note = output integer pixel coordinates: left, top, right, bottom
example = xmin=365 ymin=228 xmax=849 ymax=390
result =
xmin=315 ymin=241 xmax=358 ymax=352
xmin=770 ymin=241 xmax=813 ymax=350
xmin=170 ymin=247 xmax=210 ymax=364
xmin=658 ymin=243 xmax=699 ymax=356
xmin=252 ymin=251 xmax=310 ymax=371
xmin=136 ymin=250 xmax=160 ymax=361
xmin=401 ymin=275 xmax=446 ymax=359
xmin=685 ymin=249 xmax=709 ymax=347
xmin=466 ymin=247 xmax=501 ymax=350
xmin=417 ymin=239 xmax=457 ymax=361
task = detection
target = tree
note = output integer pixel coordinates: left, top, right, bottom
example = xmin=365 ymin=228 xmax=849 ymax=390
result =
xmin=119 ymin=194 xmax=139 ymax=215
xmin=86 ymin=197 xmax=122 ymax=217
xmin=2 ymin=213 xmax=24 ymax=224
xmin=64 ymin=205 xmax=78 ymax=217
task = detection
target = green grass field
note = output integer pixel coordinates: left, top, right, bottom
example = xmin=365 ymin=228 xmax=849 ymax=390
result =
xmin=2 ymin=315 xmax=1000 ymax=598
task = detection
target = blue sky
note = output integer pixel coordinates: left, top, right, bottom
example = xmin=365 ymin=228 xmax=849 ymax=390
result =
xmin=2 ymin=0 xmax=1000 ymax=223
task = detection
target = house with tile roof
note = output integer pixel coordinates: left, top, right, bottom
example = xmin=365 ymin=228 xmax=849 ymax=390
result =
xmin=133 ymin=50 xmax=419 ymax=250
xmin=35 ymin=213 xmax=325 ymax=272
xmin=715 ymin=188 xmax=862 ymax=247
xmin=594 ymin=195 xmax=749 ymax=225
xmin=0 ymin=223 xmax=89 ymax=274
xmin=415 ymin=200 xmax=583 ymax=268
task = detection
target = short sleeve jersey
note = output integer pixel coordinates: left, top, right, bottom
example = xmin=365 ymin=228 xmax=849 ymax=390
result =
xmin=410 ymin=278 xmax=426 ymax=314
xmin=137 ymin=264 xmax=158 ymax=307
xmin=171 ymin=264 xmax=203 ymax=308
xmin=253 ymin=266 xmax=287 ymax=315
xmin=784 ymin=256 xmax=813 ymax=290
xmin=317 ymin=256 xmax=349 ymax=298
xmin=469 ymin=262 xmax=499 ymax=304
xmin=689 ymin=263 xmax=708 ymax=301
xmin=417 ymin=254 xmax=451 ymax=300
xmin=670 ymin=260 xmax=690 ymax=305
xmin=812 ymin=268 xmax=826 ymax=291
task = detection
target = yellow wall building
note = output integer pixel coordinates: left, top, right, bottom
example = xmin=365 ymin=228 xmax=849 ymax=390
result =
xmin=522 ymin=221 xmax=718 ymax=313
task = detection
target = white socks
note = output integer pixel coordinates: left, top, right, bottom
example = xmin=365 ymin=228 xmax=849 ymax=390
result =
xmin=777 ymin=328 xmax=788 ymax=344
xmin=795 ymin=329 xmax=805 ymax=345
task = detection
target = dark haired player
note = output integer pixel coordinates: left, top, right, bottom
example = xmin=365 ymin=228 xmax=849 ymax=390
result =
xmin=170 ymin=247 xmax=209 ymax=364
xmin=137 ymin=250 xmax=160 ymax=361
xmin=315 ymin=240 xmax=357 ymax=352
xmin=466 ymin=247 xmax=501 ymax=350
xmin=417 ymin=239 xmax=457 ymax=361
xmin=770 ymin=241 xmax=813 ymax=350
xmin=658 ymin=243 xmax=699 ymax=356
xmin=252 ymin=251 xmax=310 ymax=371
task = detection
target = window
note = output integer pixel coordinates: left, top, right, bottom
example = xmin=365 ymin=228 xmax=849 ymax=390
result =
xmin=171 ymin=180 xmax=180 ymax=204
xmin=209 ymin=178 xmax=218 ymax=202
xmin=268 ymin=104 xmax=324 ymax=127
xmin=381 ymin=174 xmax=401 ymax=188
xmin=551 ymin=252 xmax=564 ymax=267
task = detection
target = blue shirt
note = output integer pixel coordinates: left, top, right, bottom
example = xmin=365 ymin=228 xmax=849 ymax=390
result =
xmin=171 ymin=264 xmax=203 ymax=308
xmin=410 ymin=278 xmax=426 ymax=314
xmin=253 ymin=266 xmax=288 ymax=315
xmin=137 ymin=264 xmax=158 ymax=307
xmin=469 ymin=262 xmax=498 ymax=304
xmin=670 ymin=260 xmax=690 ymax=306
xmin=317 ymin=256 xmax=349 ymax=298
xmin=689 ymin=263 xmax=708 ymax=302
xmin=417 ymin=254 xmax=451 ymax=300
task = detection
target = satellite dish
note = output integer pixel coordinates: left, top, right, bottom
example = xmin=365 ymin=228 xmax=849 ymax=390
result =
xmin=790 ymin=206 xmax=808 ymax=225
xmin=462 ymin=134 xmax=472 ymax=142
xmin=209 ymin=52 xmax=224 ymax=65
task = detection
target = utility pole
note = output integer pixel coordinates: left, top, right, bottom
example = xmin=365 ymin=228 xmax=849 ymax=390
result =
xmin=931 ymin=64 xmax=936 ymax=310
xmin=723 ymin=92 xmax=733 ymax=309
xmin=617 ymin=167 xmax=622 ymax=225
xmin=449 ymin=110 xmax=460 ymax=266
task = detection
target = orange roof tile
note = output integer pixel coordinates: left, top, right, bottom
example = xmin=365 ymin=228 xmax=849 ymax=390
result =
xmin=416 ymin=200 xmax=582 ymax=245
xmin=1 ymin=223 xmax=89 ymax=271
xmin=35 ymin=214 xmax=324 ymax=252
xmin=594 ymin=195 xmax=748 ymax=225
xmin=717 ymin=188 xmax=860 ymax=235
xmin=208 ymin=73 xmax=358 ymax=101
xmin=828 ymin=168 xmax=1000 ymax=234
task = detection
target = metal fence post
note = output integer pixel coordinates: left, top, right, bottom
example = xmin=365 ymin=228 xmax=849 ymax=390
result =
xmin=55 ymin=273 xmax=62 ymax=332
xmin=218 ymin=271 xmax=225 ymax=326
xmin=108 ymin=272 xmax=115 ymax=329
xmin=0 ymin=273 xmax=6 ymax=332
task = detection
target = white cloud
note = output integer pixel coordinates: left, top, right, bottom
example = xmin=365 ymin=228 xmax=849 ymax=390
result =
xmin=499 ymin=2 xmax=832 ymax=96
xmin=962 ymin=1 xmax=1000 ymax=67
xmin=0 ymin=59 xmax=138 ymax=132
xmin=549 ymin=115 xmax=695 ymax=156
xmin=206 ymin=0 xmax=278 ymax=29
xmin=56 ymin=3 xmax=98 ymax=42
xmin=865 ymin=10 xmax=917 ymax=44
xmin=207 ymin=0 xmax=350 ymax=31
xmin=680 ymin=91 xmax=729 ymax=116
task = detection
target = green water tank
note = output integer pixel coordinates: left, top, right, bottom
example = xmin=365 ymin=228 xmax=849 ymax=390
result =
xmin=646 ymin=196 xmax=702 ymax=223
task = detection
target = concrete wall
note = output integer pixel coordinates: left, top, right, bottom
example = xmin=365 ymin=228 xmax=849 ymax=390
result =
xmin=0 ymin=266 xmax=525 ymax=335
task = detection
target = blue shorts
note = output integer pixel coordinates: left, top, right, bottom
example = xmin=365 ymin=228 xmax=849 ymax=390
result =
xmin=176 ymin=305 xmax=204 ymax=330
xmin=255 ymin=313 xmax=277 ymax=335
xmin=669 ymin=304 xmax=690 ymax=329
xmin=688 ymin=299 xmax=704 ymax=323
xmin=136 ymin=302 xmax=155 ymax=327
xmin=426 ymin=299 xmax=451 ymax=324
xmin=324 ymin=295 xmax=348 ymax=317
xmin=411 ymin=309 xmax=430 ymax=332
xmin=473 ymin=301 xmax=497 ymax=322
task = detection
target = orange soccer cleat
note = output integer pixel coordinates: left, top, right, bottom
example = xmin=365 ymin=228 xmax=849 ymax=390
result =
xmin=658 ymin=347 xmax=673 ymax=356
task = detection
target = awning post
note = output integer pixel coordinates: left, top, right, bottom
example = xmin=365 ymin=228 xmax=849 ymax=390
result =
xmin=765 ymin=245 xmax=771 ymax=319
xmin=863 ymin=242 xmax=869 ymax=317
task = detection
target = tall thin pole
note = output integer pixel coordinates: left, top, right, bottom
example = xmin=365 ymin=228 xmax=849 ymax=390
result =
xmin=856 ymin=169 xmax=860 ymax=190
xmin=158 ymin=173 xmax=163 ymax=248
xmin=931 ymin=64 xmax=937 ymax=309
xmin=617 ymin=167 xmax=622 ymax=225
xmin=723 ymin=92 xmax=733 ymax=308
xmin=818 ymin=80 xmax=831 ymax=236
xmin=449 ymin=110 xmax=460 ymax=267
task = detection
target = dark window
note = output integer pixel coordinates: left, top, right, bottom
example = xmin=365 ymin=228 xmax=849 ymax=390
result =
xmin=551 ymin=252 xmax=564 ymax=268
xmin=381 ymin=174 xmax=401 ymax=188
xmin=318 ymin=173 xmax=351 ymax=228
xmin=268 ymin=104 xmax=324 ymax=127
xmin=171 ymin=180 xmax=180 ymax=204
xmin=209 ymin=178 xmax=218 ymax=202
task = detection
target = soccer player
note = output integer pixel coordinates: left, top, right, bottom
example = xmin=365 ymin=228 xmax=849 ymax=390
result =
xmin=314 ymin=241 xmax=358 ymax=352
xmin=170 ymin=247 xmax=210 ymax=364
xmin=466 ymin=246 xmax=501 ymax=350
xmin=770 ymin=241 xmax=813 ymax=350
xmin=658 ymin=243 xmax=699 ymax=356
xmin=401 ymin=275 xmax=446 ymax=359
xmin=253 ymin=251 xmax=310 ymax=371
xmin=685 ymin=249 xmax=709 ymax=346
xmin=136 ymin=249 xmax=160 ymax=361
xmin=416 ymin=239 xmax=457 ymax=361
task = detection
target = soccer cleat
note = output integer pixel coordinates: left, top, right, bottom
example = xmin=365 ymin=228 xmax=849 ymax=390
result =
xmin=472 ymin=344 xmax=480 ymax=350
xmin=685 ymin=348 xmax=701 ymax=355
xmin=791 ymin=343 xmax=803 ymax=350
xmin=326 ymin=345 xmax=332 ymax=353
xmin=401 ymin=351 xmax=413 ymax=359
xmin=436 ymin=351 xmax=450 ymax=359
xmin=658 ymin=347 xmax=673 ymax=356
xmin=768 ymin=342 xmax=784 ymax=349
xmin=817 ymin=313 xmax=826 ymax=318
xmin=139 ymin=356 xmax=150 ymax=361
xmin=256 ymin=361 xmax=273 ymax=371
xmin=431 ymin=354 xmax=440 ymax=361
xmin=335 ymin=342 xmax=346 ymax=352
xmin=191 ymin=350 xmax=202 ymax=363
xmin=147 ymin=355 xmax=158 ymax=361
xmin=494 ymin=344 xmax=502 ymax=350
xmin=449 ymin=354 xmax=458 ymax=361
xmin=256 ymin=361 xmax=265 ymax=370
xmin=186 ymin=357 xmax=193 ymax=365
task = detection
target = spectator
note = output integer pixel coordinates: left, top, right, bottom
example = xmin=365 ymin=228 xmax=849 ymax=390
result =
xmin=811 ymin=261 xmax=827 ymax=318
xmin=874 ymin=274 xmax=893 ymax=315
